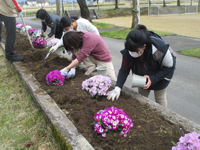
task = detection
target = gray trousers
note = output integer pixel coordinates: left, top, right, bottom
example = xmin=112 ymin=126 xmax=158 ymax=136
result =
xmin=138 ymin=87 xmax=168 ymax=107
xmin=0 ymin=14 xmax=16 ymax=59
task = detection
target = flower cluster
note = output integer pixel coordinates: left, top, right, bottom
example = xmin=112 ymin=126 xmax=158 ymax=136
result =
xmin=31 ymin=29 xmax=47 ymax=48
xmin=46 ymin=70 xmax=65 ymax=86
xmin=16 ymin=23 xmax=22 ymax=32
xmin=93 ymin=106 xmax=134 ymax=138
xmin=82 ymin=75 xmax=111 ymax=99
xmin=20 ymin=24 xmax=27 ymax=29
xmin=32 ymin=36 xmax=47 ymax=48
xmin=172 ymin=131 xmax=200 ymax=150
xmin=28 ymin=28 xmax=36 ymax=36
xmin=47 ymin=38 xmax=60 ymax=48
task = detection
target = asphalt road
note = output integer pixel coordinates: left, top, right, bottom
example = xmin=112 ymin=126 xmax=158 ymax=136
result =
xmin=16 ymin=17 xmax=200 ymax=125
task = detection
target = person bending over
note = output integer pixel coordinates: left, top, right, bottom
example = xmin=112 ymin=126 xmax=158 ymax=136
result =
xmin=60 ymin=31 xmax=117 ymax=81
xmin=107 ymin=24 xmax=176 ymax=108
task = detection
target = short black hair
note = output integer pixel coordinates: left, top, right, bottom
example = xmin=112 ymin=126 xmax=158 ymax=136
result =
xmin=60 ymin=16 xmax=72 ymax=29
xmin=36 ymin=9 xmax=48 ymax=20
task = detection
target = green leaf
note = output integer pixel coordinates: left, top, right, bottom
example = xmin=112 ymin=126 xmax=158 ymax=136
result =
xmin=171 ymin=141 xmax=177 ymax=146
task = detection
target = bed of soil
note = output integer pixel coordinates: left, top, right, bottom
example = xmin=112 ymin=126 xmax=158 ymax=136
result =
xmin=1 ymin=26 xmax=188 ymax=150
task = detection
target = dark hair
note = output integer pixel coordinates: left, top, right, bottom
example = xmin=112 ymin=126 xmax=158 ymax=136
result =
xmin=63 ymin=31 xmax=84 ymax=53
xmin=125 ymin=24 xmax=149 ymax=52
xmin=60 ymin=16 xmax=79 ymax=29
xmin=36 ymin=9 xmax=48 ymax=20
xmin=125 ymin=24 xmax=152 ymax=70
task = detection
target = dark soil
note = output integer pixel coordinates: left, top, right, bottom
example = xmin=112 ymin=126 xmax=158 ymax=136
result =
xmin=1 ymin=26 xmax=188 ymax=150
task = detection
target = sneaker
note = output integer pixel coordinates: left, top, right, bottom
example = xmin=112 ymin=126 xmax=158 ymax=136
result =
xmin=7 ymin=56 xmax=23 ymax=62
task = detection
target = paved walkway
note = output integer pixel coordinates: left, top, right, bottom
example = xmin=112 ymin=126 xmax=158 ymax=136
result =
xmin=99 ymin=27 xmax=200 ymax=51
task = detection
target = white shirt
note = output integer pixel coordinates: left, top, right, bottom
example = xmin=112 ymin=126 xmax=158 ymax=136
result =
xmin=56 ymin=18 xmax=99 ymax=47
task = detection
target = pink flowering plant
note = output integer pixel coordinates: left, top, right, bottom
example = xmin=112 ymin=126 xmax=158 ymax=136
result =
xmin=92 ymin=106 xmax=134 ymax=138
xmin=31 ymin=29 xmax=47 ymax=48
xmin=46 ymin=70 xmax=65 ymax=86
xmin=82 ymin=75 xmax=112 ymax=100
xmin=28 ymin=28 xmax=36 ymax=36
xmin=172 ymin=131 xmax=200 ymax=150
xmin=16 ymin=23 xmax=22 ymax=32
xmin=47 ymin=38 xmax=60 ymax=48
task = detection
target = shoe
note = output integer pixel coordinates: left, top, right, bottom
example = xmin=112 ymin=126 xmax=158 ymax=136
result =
xmin=7 ymin=56 xmax=23 ymax=62
xmin=14 ymin=53 xmax=20 ymax=57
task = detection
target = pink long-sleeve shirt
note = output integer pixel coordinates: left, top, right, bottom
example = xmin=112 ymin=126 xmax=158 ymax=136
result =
xmin=72 ymin=32 xmax=112 ymax=63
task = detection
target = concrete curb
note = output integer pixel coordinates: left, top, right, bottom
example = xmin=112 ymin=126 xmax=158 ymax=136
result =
xmin=1 ymin=42 xmax=200 ymax=149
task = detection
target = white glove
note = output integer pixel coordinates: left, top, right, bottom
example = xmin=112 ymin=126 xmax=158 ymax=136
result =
xmin=60 ymin=68 xmax=69 ymax=76
xmin=66 ymin=68 xmax=76 ymax=79
xmin=49 ymin=45 xmax=58 ymax=53
xmin=18 ymin=11 xmax=23 ymax=17
xmin=107 ymin=86 xmax=121 ymax=101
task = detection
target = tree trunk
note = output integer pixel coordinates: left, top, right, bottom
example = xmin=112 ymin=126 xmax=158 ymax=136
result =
xmin=177 ymin=0 xmax=181 ymax=6
xmin=115 ymin=0 xmax=119 ymax=9
xmin=56 ymin=0 xmax=61 ymax=16
xmin=131 ymin=0 xmax=139 ymax=29
xmin=198 ymin=0 xmax=200 ymax=12
xmin=62 ymin=0 xmax=64 ymax=14
xmin=149 ymin=0 xmax=151 ymax=7
xmin=77 ymin=0 xmax=92 ymax=22
xmin=163 ymin=0 xmax=166 ymax=7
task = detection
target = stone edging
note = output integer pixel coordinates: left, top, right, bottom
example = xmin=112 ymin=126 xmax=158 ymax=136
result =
xmin=1 ymin=43 xmax=200 ymax=149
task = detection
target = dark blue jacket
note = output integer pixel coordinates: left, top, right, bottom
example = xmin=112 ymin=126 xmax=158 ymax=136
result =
xmin=41 ymin=14 xmax=62 ymax=38
xmin=116 ymin=32 xmax=176 ymax=90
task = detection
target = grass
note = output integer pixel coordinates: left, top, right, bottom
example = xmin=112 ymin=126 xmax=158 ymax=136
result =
xmin=92 ymin=22 xmax=115 ymax=29
xmin=99 ymin=28 xmax=175 ymax=40
xmin=94 ymin=22 xmax=200 ymax=58
xmin=0 ymin=47 xmax=59 ymax=149
xmin=179 ymin=48 xmax=200 ymax=58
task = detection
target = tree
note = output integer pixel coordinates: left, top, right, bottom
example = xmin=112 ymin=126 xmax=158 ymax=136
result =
xmin=149 ymin=0 xmax=151 ymax=7
xmin=115 ymin=0 xmax=119 ymax=9
xmin=131 ymin=0 xmax=139 ymax=29
xmin=163 ymin=0 xmax=166 ymax=7
xmin=177 ymin=0 xmax=181 ymax=6
xmin=56 ymin=0 xmax=61 ymax=16
xmin=77 ymin=0 xmax=91 ymax=22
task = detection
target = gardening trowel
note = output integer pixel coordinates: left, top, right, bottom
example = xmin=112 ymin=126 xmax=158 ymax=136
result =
xmin=44 ymin=51 xmax=51 ymax=60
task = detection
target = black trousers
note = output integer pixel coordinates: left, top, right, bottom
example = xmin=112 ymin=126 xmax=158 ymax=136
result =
xmin=0 ymin=14 xmax=16 ymax=59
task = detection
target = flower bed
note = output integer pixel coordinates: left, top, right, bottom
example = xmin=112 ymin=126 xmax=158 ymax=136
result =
xmin=1 ymin=26 xmax=198 ymax=150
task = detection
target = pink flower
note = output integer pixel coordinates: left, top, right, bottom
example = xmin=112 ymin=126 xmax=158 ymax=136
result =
xmin=82 ymin=75 xmax=112 ymax=99
xmin=93 ymin=106 xmax=134 ymax=138
xmin=46 ymin=70 xmax=65 ymax=86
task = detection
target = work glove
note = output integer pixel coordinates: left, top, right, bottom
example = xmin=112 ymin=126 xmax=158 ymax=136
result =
xmin=107 ymin=86 xmax=121 ymax=101
xmin=60 ymin=68 xmax=69 ymax=76
xmin=18 ymin=11 xmax=23 ymax=17
xmin=49 ymin=45 xmax=58 ymax=53
xmin=66 ymin=68 xmax=76 ymax=79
